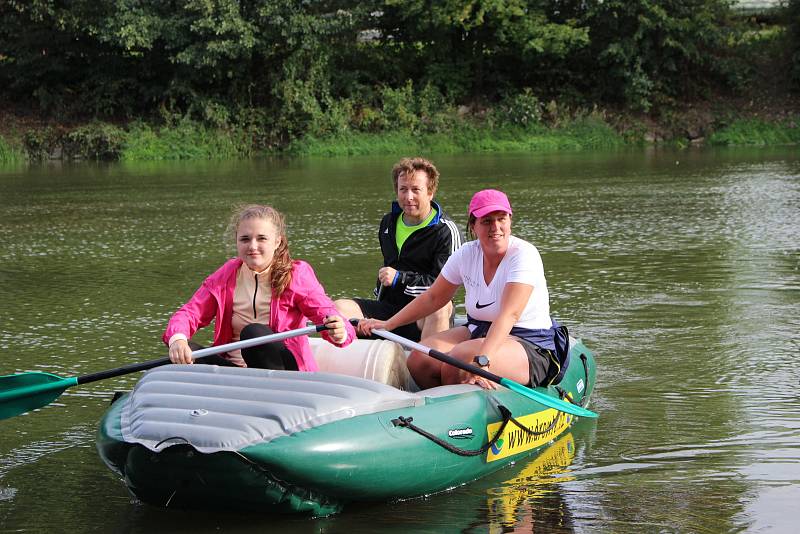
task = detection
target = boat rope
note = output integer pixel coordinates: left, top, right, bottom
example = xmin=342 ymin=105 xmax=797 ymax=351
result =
xmin=391 ymin=405 xmax=514 ymax=457
xmin=506 ymin=406 xmax=563 ymax=436
xmin=554 ymin=386 xmax=582 ymax=406
xmin=554 ymin=352 xmax=590 ymax=407
xmin=580 ymin=352 xmax=589 ymax=403
xmin=391 ymin=390 xmax=574 ymax=457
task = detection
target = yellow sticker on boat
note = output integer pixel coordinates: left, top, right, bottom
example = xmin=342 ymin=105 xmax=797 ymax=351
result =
xmin=485 ymin=409 xmax=572 ymax=462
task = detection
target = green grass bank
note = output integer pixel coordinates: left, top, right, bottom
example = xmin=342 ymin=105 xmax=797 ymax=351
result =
xmin=286 ymin=117 xmax=625 ymax=157
xmin=1 ymin=110 xmax=798 ymax=164
xmin=709 ymin=118 xmax=800 ymax=146
xmin=0 ymin=135 xmax=25 ymax=165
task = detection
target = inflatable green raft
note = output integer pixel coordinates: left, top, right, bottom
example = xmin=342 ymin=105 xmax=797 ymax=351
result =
xmin=97 ymin=336 xmax=596 ymax=516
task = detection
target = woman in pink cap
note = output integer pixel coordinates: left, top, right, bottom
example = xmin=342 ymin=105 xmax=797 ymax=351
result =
xmin=361 ymin=189 xmax=567 ymax=389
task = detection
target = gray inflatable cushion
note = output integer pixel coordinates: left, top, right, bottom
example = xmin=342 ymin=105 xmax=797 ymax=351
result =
xmin=120 ymin=365 xmax=423 ymax=453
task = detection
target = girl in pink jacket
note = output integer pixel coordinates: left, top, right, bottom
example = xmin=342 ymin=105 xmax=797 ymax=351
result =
xmin=163 ymin=204 xmax=354 ymax=371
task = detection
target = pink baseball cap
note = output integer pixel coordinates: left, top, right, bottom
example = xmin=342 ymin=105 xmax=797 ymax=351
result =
xmin=468 ymin=189 xmax=512 ymax=218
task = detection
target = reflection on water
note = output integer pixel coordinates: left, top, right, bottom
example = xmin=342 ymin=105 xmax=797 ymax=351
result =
xmin=485 ymin=433 xmax=576 ymax=532
xmin=0 ymin=425 xmax=94 ymax=478
xmin=1 ymin=148 xmax=799 ymax=532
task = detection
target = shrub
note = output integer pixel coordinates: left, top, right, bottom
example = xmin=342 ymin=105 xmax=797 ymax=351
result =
xmin=379 ymin=81 xmax=420 ymax=131
xmin=22 ymin=127 xmax=63 ymax=161
xmin=0 ymin=135 xmax=25 ymax=164
xmin=63 ymin=122 xmax=125 ymax=160
xmin=308 ymin=97 xmax=354 ymax=138
xmin=121 ymin=119 xmax=248 ymax=161
xmin=491 ymin=89 xmax=544 ymax=129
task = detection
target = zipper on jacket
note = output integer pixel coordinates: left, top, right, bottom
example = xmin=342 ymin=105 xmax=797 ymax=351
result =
xmin=252 ymin=273 xmax=258 ymax=318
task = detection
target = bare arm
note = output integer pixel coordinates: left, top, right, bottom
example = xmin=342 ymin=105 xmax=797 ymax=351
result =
xmin=477 ymin=282 xmax=533 ymax=359
xmin=362 ymin=275 xmax=459 ymax=334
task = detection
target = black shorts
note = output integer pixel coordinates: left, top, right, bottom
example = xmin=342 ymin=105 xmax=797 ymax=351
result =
xmin=514 ymin=337 xmax=556 ymax=387
xmin=353 ymin=298 xmax=422 ymax=342
xmin=468 ymin=327 xmax=553 ymax=388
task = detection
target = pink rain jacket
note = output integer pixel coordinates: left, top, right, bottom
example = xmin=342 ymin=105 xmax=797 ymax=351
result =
xmin=163 ymin=258 xmax=355 ymax=371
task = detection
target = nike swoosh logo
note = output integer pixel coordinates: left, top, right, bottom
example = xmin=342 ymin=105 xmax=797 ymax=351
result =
xmin=475 ymin=300 xmax=495 ymax=309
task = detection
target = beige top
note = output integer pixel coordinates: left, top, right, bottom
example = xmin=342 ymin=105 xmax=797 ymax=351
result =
xmin=167 ymin=264 xmax=273 ymax=366
xmin=227 ymin=264 xmax=272 ymax=365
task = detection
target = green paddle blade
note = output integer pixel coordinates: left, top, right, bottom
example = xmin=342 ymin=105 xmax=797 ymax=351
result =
xmin=0 ymin=372 xmax=77 ymax=420
xmin=500 ymin=377 xmax=598 ymax=418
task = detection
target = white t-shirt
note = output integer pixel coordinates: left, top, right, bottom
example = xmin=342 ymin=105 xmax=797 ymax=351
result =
xmin=441 ymin=236 xmax=551 ymax=330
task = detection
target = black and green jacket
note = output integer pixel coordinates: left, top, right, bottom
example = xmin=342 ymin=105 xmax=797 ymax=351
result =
xmin=376 ymin=200 xmax=463 ymax=306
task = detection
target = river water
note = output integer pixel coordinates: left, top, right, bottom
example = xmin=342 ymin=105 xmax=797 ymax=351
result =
xmin=1 ymin=148 xmax=798 ymax=533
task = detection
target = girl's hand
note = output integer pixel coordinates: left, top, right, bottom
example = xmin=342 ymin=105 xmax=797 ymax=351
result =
xmin=324 ymin=315 xmax=348 ymax=344
xmin=168 ymin=339 xmax=193 ymax=364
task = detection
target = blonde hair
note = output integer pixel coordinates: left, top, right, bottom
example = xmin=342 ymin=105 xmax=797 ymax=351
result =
xmin=391 ymin=157 xmax=440 ymax=195
xmin=229 ymin=204 xmax=293 ymax=296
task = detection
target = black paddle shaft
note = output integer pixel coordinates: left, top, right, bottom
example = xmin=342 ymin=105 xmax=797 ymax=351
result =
xmin=347 ymin=319 xmax=504 ymax=383
xmin=76 ymin=324 xmax=328 ymax=386
xmin=76 ymin=357 xmax=171 ymax=385
xmin=426 ymin=345 xmax=504 ymax=383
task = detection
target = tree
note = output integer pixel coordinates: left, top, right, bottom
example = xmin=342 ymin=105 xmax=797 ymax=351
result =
xmin=578 ymin=0 xmax=736 ymax=111
xmin=369 ymin=0 xmax=590 ymax=101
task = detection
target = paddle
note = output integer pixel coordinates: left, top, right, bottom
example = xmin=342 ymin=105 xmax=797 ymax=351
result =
xmin=0 ymin=323 xmax=327 ymax=420
xmin=371 ymin=327 xmax=598 ymax=418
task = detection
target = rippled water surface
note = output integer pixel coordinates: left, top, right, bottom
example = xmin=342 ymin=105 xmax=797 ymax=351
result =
xmin=1 ymin=148 xmax=798 ymax=532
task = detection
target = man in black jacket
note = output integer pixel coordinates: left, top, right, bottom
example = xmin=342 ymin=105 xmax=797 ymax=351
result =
xmin=335 ymin=157 xmax=463 ymax=341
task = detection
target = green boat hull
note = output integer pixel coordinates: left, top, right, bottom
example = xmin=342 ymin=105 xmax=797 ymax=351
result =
xmin=97 ymin=340 xmax=596 ymax=516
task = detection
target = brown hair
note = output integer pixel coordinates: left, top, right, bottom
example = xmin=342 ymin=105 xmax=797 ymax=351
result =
xmin=229 ymin=204 xmax=293 ymax=296
xmin=391 ymin=157 xmax=439 ymax=195
xmin=466 ymin=214 xmax=477 ymax=240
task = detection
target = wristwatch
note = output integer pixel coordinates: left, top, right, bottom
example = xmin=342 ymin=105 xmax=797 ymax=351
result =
xmin=473 ymin=355 xmax=490 ymax=368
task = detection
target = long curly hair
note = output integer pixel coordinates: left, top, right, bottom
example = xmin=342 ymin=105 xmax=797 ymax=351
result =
xmin=228 ymin=204 xmax=293 ymax=296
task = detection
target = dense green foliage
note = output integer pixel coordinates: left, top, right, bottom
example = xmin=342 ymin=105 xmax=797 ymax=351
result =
xmin=790 ymin=0 xmax=800 ymax=90
xmin=577 ymin=0 xmax=736 ymax=110
xmin=121 ymin=120 xmax=251 ymax=160
xmin=0 ymin=0 xmax=795 ymax=158
xmin=16 ymin=119 xmax=255 ymax=161
xmin=709 ymin=118 xmax=800 ymax=145
xmin=0 ymin=135 xmax=24 ymax=164
xmin=289 ymin=114 xmax=624 ymax=156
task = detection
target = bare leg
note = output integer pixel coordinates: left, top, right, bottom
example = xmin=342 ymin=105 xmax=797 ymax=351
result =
xmin=441 ymin=337 xmax=530 ymax=386
xmin=417 ymin=301 xmax=453 ymax=339
xmin=407 ymin=326 xmax=470 ymax=389
xmin=334 ymin=298 xmax=365 ymax=322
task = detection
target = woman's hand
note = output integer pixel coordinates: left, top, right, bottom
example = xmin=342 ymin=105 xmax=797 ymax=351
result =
xmin=462 ymin=374 xmax=499 ymax=390
xmin=324 ymin=315 xmax=348 ymax=344
xmin=168 ymin=339 xmax=193 ymax=364
xmin=358 ymin=318 xmax=388 ymax=337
